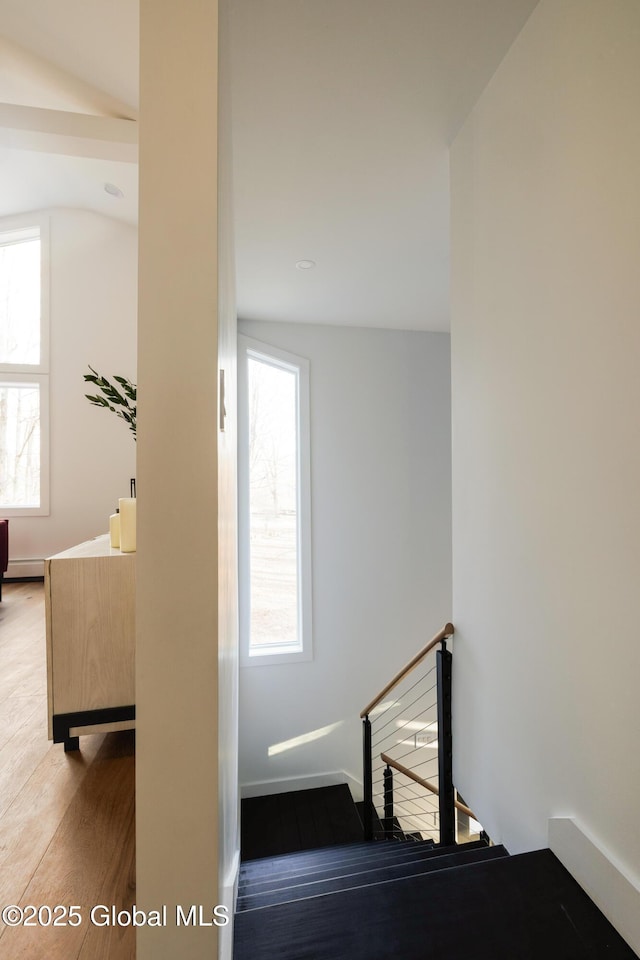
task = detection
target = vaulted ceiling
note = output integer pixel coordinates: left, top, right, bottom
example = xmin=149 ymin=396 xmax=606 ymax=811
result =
xmin=0 ymin=0 xmax=539 ymax=330
xmin=0 ymin=1 xmax=137 ymax=225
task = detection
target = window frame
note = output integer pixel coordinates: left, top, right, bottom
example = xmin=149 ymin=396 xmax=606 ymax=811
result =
xmin=237 ymin=334 xmax=313 ymax=666
xmin=0 ymin=214 xmax=50 ymax=517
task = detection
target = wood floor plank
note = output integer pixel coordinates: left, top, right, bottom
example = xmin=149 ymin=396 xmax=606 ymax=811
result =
xmin=0 ymin=733 xmax=135 ymax=959
xmin=76 ymin=809 xmax=136 ymax=960
xmin=0 ymin=701 xmax=54 ymax=820
xmin=0 ymin=583 xmax=136 ymax=960
xmin=9 ymin=669 xmax=48 ymax=699
xmin=0 ymin=648 xmax=43 ymax=681
xmin=0 ymin=585 xmax=49 ymax=703
xmin=0 ymin=585 xmax=45 ymax=652
xmin=0 ymin=696 xmax=42 ymax=752
xmin=0 ymin=737 xmax=103 ymax=912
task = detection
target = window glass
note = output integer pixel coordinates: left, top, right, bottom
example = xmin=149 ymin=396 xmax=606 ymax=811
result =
xmin=248 ymin=355 xmax=299 ymax=650
xmin=0 ymin=234 xmax=41 ymax=365
xmin=0 ymin=382 xmax=41 ymax=507
xmin=0 ymin=219 xmax=49 ymax=516
xmin=238 ymin=335 xmax=312 ymax=664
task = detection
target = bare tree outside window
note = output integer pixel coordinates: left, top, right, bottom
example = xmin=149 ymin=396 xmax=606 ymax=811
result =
xmin=247 ymin=356 xmax=299 ymax=648
xmin=0 ymin=224 xmax=46 ymax=514
xmin=0 ymin=385 xmax=40 ymax=507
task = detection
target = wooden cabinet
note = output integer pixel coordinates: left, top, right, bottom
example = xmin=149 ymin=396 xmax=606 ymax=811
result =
xmin=45 ymin=535 xmax=135 ymax=750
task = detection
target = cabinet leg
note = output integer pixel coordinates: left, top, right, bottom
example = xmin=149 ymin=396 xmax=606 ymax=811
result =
xmin=64 ymin=736 xmax=80 ymax=752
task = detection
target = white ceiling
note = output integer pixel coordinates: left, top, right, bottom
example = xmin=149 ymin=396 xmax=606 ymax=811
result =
xmin=229 ymin=0 xmax=539 ymax=331
xmin=0 ymin=0 xmax=539 ymax=330
xmin=0 ymin=0 xmax=139 ymax=110
xmin=0 ymin=0 xmax=138 ymax=225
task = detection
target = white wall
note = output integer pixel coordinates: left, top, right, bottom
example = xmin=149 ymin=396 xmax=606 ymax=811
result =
xmin=238 ymin=319 xmax=452 ymax=793
xmin=5 ymin=207 xmax=137 ymax=567
xmin=451 ymin=0 xmax=640 ymax=892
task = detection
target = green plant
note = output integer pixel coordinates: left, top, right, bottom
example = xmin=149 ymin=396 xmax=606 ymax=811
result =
xmin=84 ymin=366 xmax=137 ymax=440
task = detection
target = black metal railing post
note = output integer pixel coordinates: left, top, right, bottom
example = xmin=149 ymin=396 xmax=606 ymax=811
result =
xmin=383 ymin=765 xmax=394 ymax=840
xmin=437 ymin=639 xmax=455 ymax=846
xmin=363 ymin=715 xmax=373 ymax=840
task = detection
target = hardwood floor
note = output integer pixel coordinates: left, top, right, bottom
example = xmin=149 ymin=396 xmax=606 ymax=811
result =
xmin=0 ymin=582 xmax=135 ymax=959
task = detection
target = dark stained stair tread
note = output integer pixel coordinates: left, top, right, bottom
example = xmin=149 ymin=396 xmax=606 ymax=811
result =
xmin=234 ymin=848 xmax=638 ymax=960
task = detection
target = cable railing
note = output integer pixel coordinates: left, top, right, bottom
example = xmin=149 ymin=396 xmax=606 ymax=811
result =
xmin=360 ymin=623 xmax=457 ymax=844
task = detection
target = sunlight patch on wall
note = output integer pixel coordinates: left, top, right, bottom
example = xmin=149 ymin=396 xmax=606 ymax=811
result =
xmin=397 ymin=720 xmax=438 ymax=732
xmin=268 ymin=721 xmax=343 ymax=758
xmin=368 ymin=699 xmax=400 ymax=718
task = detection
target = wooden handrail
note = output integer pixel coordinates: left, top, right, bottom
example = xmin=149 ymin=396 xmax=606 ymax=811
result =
xmin=360 ymin=622 xmax=454 ymax=718
xmin=381 ymin=752 xmax=476 ymax=820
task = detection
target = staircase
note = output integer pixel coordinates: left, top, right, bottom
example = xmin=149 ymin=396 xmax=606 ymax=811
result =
xmin=234 ymin=785 xmax=637 ymax=960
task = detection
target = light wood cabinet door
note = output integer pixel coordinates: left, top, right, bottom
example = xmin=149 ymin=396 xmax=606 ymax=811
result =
xmin=45 ymin=536 xmax=135 ymax=744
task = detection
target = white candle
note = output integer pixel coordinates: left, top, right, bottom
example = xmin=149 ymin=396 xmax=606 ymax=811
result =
xmin=119 ymin=497 xmax=137 ymax=553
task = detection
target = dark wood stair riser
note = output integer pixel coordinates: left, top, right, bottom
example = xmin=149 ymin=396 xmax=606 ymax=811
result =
xmin=241 ymin=784 xmax=364 ymax=861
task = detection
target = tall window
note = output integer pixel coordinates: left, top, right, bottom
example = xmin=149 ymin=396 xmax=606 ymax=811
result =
xmin=0 ymin=218 xmax=50 ymax=516
xmin=238 ymin=336 xmax=312 ymax=664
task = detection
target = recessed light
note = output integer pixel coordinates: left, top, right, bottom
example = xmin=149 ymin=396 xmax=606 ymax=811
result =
xmin=104 ymin=182 xmax=124 ymax=199
xmin=296 ymin=259 xmax=316 ymax=270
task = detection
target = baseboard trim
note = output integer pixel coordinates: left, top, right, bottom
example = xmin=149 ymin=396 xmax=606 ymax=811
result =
xmin=7 ymin=559 xmax=45 ymax=579
xmin=549 ymin=817 xmax=640 ymax=956
xmin=240 ymin=769 xmax=363 ymax=801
